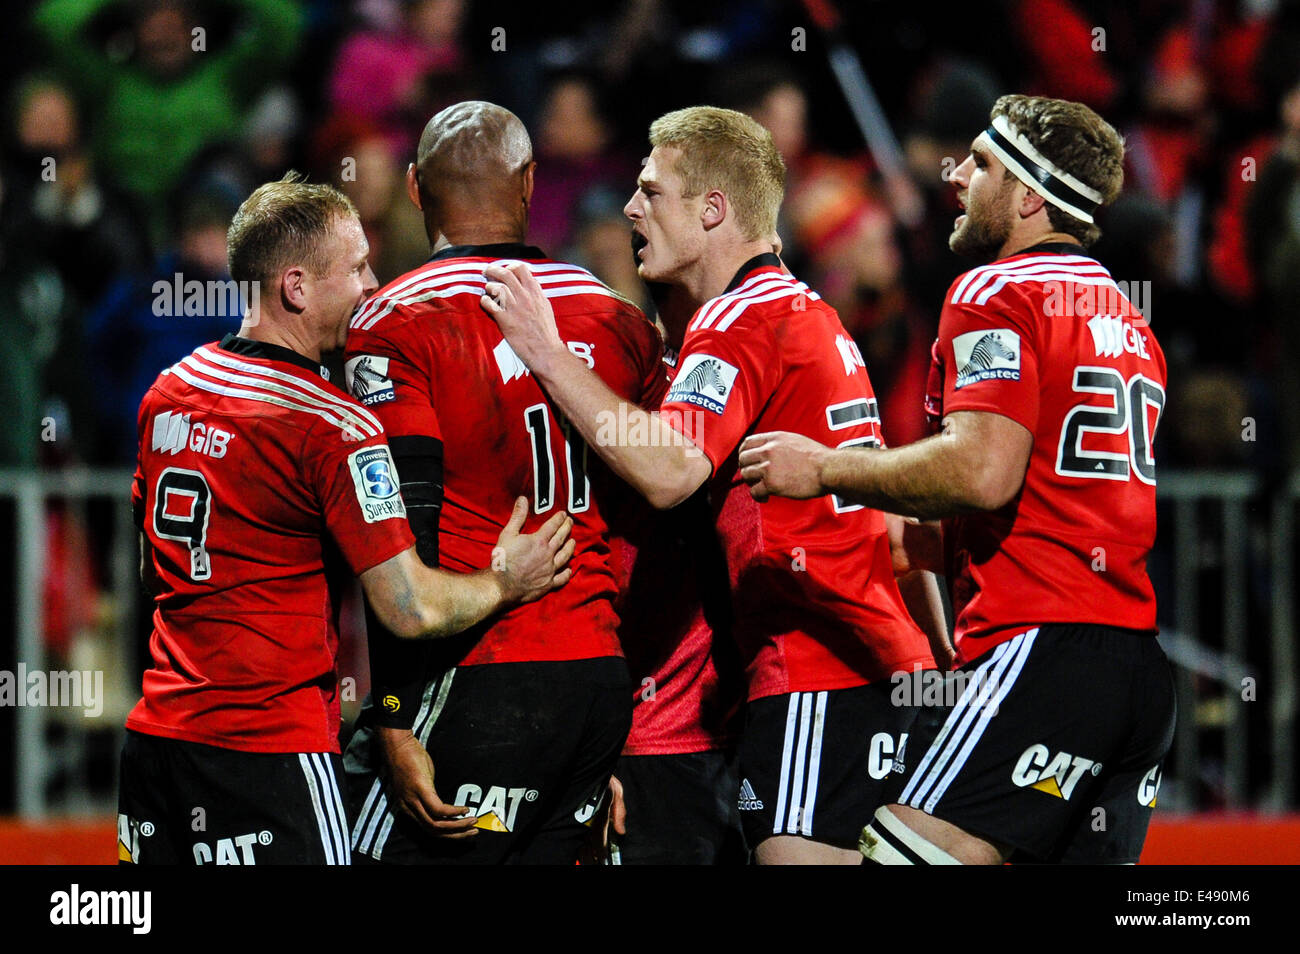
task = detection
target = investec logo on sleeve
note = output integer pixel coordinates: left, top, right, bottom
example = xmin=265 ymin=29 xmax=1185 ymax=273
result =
xmin=345 ymin=354 xmax=396 ymax=405
xmin=952 ymin=329 xmax=1021 ymax=389
xmin=666 ymin=353 xmax=739 ymax=415
xmin=347 ymin=446 xmax=406 ymax=523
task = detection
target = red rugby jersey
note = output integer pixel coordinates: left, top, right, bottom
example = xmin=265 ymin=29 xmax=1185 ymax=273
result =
xmin=929 ymin=245 xmax=1167 ymax=662
xmin=612 ymin=352 xmax=742 ymax=755
xmin=345 ymin=245 xmax=662 ymax=664
xmin=660 ymin=255 xmax=933 ymax=700
xmin=127 ymin=336 xmax=415 ymax=753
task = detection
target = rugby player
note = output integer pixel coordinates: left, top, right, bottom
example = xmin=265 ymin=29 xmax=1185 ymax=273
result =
xmin=342 ymin=102 xmax=663 ymax=864
xmin=119 ymin=174 xmax=573 ymax=865
xmin=737 ymin=95 xmax=1175 ymax=864
xmin=483 ymin=106 xmax=948 ymax=864
xmin=605 ymin=277 xmax=747 ymax=865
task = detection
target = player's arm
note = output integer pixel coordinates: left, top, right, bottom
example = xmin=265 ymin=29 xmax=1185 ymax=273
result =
xmin=359 ymin=498 xmax=574 ymax=639
xmin=482 ymin=262 xmax=711 ymax=509
xmin=738 ymin=410 xmax=1032 ymax=521
xmin=896 ymin=569 xmax=955 ymax=670
xmin=137 ymin=533 xmax=162 ymax=598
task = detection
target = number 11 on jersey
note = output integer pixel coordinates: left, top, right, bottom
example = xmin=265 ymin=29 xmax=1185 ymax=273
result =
xmin=523 ymin=403 xmax=590 ymax=514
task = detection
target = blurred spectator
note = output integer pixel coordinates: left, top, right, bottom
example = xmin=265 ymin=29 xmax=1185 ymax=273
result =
xmin=784 ymin=163 xmax=931 ymax=448
xmin=529 ymin=71 xmax=639 ymax=254
xmin=310 ymin=113 xmax=428 ymax=284
xmin=899 ymin=58 xmax=1002 ymax=312
xmin=1246 ymin=74 xmax=1300 ymax=470
xmin=83 ymin=188 xmax=244 ymax=464
xmin=8 ymin=74 xmax=151 ymax=309
xmin=0 ymin=162 xmax=73 ymax=467
xmin=563 ymin=185 xmax=652 ymax=314
xmin=32 ymin=0 xmax=303 ymax=243
xmin=328 ymin=0 xmax=467 ymax=161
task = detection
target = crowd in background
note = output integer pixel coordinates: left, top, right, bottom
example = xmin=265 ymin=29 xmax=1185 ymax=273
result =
xmin=3 ymin=0 xmax=1298 ymax=473
xmin=2 ymin=0 xmax=1298 ymax=753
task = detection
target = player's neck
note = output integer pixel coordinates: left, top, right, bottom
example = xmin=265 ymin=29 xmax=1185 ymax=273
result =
xmin=687 ymin=237 xmax=777 ymax=303
xmin=433 ymin=213 xmax=527 ymax=250
xmin=238 ymin=313 xmax=322 ymax=364
xmin=998 ymin=230 xmax=1082 ymax=260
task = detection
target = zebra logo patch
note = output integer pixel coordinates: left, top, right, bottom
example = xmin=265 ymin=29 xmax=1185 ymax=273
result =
xmin=952 ymin=329 xmax=1021 ymax=389
xmin=666 ymin=354 xmax=739 ymax=415
xmin=345 ymin=355 xmax=396 ymax=405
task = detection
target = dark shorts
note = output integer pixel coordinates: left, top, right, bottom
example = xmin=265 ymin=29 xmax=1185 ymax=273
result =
xmin=887 ymin=624 xmax=1176 ymax=863
xmin=117 ymin=730 xmax=351 ymax=865
xmin=739 ymin=681 xmax=920 ymax=851
xmin=345 ymin=657 xmax=631 ymax=864
xmin=611 ymin=750 xmax=747 ymax=865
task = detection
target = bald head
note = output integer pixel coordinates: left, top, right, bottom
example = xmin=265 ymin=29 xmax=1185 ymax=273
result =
xmin=414 ymin=102 xmax=533 ymax=220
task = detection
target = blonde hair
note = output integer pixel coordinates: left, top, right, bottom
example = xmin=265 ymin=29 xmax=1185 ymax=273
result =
xmin=649 ymin=106 xmax=785 ymax=241
xmin=990 ymin=95 xmax=1125 ymax=246
xmin=227 ymin=171 xmax=358 ymax=286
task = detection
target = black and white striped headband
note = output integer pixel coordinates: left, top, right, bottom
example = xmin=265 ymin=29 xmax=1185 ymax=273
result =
xmin=976 ymin=115 xmax=1104 ymax=224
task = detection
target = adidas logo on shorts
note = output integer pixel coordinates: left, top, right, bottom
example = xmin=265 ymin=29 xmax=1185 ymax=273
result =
xmin=738 ymin=779 xmax=764 ymax=811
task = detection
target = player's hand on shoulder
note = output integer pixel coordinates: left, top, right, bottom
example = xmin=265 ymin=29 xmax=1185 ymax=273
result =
xmin=376 ymin=727 xmax=478 ymax=840
xmin=481 ymin=261 xmax=564 ymax=369
xmin=738 ymin=431 xmax=829 ymax=501
xmin=492 ymin=496 xmax=575 ymax=604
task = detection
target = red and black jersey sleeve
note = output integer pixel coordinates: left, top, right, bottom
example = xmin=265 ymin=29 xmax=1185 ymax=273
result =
xmin=659 ymin=313 xmax=780 ymax=471
xmin=304 ymin=421 xmax=415 ymax=577
xmin=936 ymin=290 xmax=1041 ymax=434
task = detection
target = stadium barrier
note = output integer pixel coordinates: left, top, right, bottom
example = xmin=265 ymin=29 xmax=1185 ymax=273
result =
xmin=0 ymin=468 xmax=1295 ymax=819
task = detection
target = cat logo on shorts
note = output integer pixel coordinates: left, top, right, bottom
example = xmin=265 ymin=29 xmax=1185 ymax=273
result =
xmin=1011 ymin=744 xmax=1102 ymax=800
xmin=455 ymin=784 xmax=538 ymax=833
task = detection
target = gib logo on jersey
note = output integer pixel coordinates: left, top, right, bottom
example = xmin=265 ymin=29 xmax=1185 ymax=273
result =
xmin=347 ymin=446 xmax=406 ymax=523
xmin=952 ymin=329 xmax=1021 ymax=389
xmin=666 ymin=354 xmax=739 ymax=415
xmin=455 ymin=784 xmax=539 ymax=833
xmin=1087 ymin=315 xmax=1151 ymax=360
xmin=152 ymin=410 xmax=232 ymax=459
xmin=1011 ymin=744 xmax=1102 ymax=800
xmin=344 ymin=355 xmax=396 ymax=406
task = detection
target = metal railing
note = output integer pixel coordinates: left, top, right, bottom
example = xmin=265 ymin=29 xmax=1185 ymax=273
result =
xmin=1155 ymin=470 xmax=1298 ymax=811
xmin=0 ymin=468 xmax=135 ymax=817
xmin=0 ymin=467 xmax=1295 ymax=816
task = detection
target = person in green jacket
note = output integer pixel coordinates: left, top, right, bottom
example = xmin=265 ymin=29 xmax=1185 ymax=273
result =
xmin=32 ymin=0 xmax=302 ymax=243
